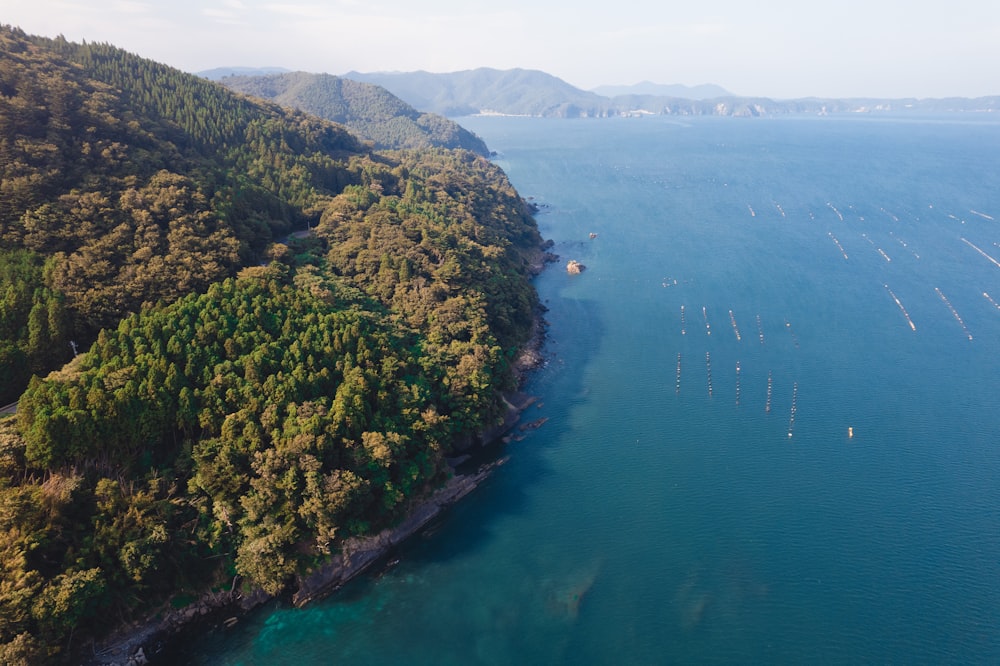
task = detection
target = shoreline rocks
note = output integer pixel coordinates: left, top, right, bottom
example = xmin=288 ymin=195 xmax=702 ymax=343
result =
xmin=87 ymin=460 xmax=513 ymax=665
xmin=291 ymin=459 xmax=505 ymax=607
xmin=529 ymin=238 xmax=559 ymax=275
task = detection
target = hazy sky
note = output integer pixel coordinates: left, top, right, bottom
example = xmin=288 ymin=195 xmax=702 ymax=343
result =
xmin=4 ymin=0 xmax=1000 ymax=98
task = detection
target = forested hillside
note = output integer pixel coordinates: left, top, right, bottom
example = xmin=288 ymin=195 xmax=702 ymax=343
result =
xmin=0 ymin=25 xmax=364 ymax=402
xmin=0 ymin=26 xmax=542 ymax=664
xmin=218 ymin=71 xmax=491 ymax=156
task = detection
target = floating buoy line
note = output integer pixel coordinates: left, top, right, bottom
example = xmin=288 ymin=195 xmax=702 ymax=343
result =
xmin=961 ymin=237 xmax=1000 ymax=269
xmin=735 ymin=361 xmax=741 ymax=406
xmin=788 ymin=382 xmax=798 ymax=438
xmin=884 ymin=284 xmax=917 ymax=331
xmin=784 ymin=318 xmax=800 ymax=349
xmin=660 ymin=201 xmax=996 ymax=443
xmin=935 ymin=287 xmax=973 ymax=340
xmin=675 ymin=353 xmax=682 ymax=394
xmin=765 ymin=371 xmax=773 ymax=413
xmin=828 ymin=232 xmax=849 ymax=259
xmin=705 ymin=352 xmax=713 ymax=397
xmin=890 ymin=232 xmax=920 ymax=259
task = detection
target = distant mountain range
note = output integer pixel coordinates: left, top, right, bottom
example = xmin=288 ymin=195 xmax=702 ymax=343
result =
xmin=340 ymin=68 xmax=1000 ymax=118
xmin=202 ymin=65 xmax=1000 ymax=121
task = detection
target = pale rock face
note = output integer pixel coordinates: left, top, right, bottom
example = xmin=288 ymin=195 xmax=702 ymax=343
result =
xmin=566 ymin=260 xmax=586 ymax=274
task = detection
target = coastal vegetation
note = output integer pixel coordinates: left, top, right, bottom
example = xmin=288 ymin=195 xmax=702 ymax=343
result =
xmin=0 ymin=25 xmax=541 ymax=663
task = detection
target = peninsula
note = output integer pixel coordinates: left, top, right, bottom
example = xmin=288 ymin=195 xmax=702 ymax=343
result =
xmin=0 ymin=26 xmax=547 ymax=664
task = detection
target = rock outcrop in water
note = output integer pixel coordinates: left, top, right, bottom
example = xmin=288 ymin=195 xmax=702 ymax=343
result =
xmin=566 ymin=260 xmax=586 ymax=274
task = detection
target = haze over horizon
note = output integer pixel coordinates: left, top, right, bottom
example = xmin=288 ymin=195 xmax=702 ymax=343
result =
xmin=4 ymin=0 xmax=999 ymax=100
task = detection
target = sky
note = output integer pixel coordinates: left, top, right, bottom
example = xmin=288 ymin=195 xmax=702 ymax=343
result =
xmin=3 ymin=0 xmax=1000 ymax=99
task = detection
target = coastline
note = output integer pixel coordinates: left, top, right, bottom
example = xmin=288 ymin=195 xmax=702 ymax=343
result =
xmin=290 ymin=457 xmax=506 ymax=608
xmin=83 ymin=237 xmax=556 ymax=666
xmin=84 ymin=461 xmax=507 ymax=665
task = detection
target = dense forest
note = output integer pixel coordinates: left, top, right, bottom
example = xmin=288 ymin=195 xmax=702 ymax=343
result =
xmin=218 ymin=71 xmax=491 ymax=156
xmin=0 ymin=26 xmax=543 ymax=663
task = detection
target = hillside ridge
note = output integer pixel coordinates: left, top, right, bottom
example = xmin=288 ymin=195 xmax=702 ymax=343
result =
xmin=216 ymin=70 xmax=490 ymax=155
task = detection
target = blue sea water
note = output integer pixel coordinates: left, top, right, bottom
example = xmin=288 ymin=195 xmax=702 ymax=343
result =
xmin=185 ymin=115 xmax=1000 ymax=664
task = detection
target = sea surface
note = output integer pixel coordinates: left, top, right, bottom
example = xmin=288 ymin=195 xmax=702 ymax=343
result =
xmin=185 ymin=114 xmax=1000 ymax=664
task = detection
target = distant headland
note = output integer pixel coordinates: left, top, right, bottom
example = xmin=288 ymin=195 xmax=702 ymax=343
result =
xmin=330 ymin=68 xmax=999 ymax=119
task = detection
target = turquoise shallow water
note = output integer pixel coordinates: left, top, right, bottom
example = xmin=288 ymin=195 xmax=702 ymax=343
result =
xmin=185 ymin=115 xmax=1000 ymax=664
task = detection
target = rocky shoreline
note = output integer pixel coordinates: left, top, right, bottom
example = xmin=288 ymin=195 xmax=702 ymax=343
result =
xmin=82 ymin=239 xmax=556 ymax=666
xmin=84 ymin=381 xmax=544 ymax=666
xmin=290 ymin=458 xmax=506 ymax=608
xmin=83 ymin=460 xmax=509 ymax=665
